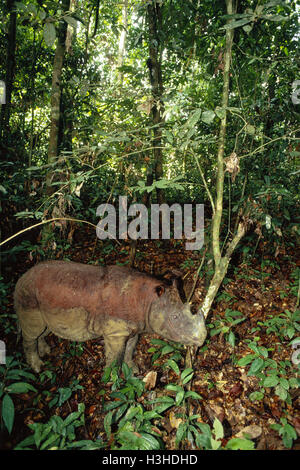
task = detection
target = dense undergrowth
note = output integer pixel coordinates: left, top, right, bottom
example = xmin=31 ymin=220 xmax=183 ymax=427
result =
xmin=0 ymin=233 xmax=299 ymax=451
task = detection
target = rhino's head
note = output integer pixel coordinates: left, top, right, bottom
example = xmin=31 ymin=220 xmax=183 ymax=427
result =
xmin=147 ymin=282 xmax=207 ymax=346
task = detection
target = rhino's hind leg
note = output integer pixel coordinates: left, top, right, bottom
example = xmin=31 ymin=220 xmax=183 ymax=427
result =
xmin=38 ymin=327 xmax=51 ymax=358
xmin=18 ymin=308 xmax=48 ymax=373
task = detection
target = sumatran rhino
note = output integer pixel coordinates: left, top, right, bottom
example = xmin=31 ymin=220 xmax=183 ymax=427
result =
xmin=14 ymin=261 xmax=207 ymax=373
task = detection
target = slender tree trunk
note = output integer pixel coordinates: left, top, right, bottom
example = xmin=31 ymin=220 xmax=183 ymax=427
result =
xmin=147 ymin=0 xmax=164 ymax=204
xmin=46 ymin=0 xmax=70 ymax=191
xmin=0 ymin=0 xmax=16 ymax=143
xmin=29 ymin=28 xmax=36 ymax=170
xmin=198 ymin=0 xmax=247 ymax=319
xmin=118 ymin=0 xmax=128 ymax=85
xmin=211 ymin=0 xmax=235 ymax=268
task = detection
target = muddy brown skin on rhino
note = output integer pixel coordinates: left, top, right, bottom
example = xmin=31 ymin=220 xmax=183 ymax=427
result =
xmin=14 ymin=261 xmax=207 ymax=373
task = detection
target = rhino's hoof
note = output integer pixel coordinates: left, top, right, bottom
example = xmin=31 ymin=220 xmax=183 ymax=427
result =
xmin=126 ymin=361 xmax=139 ymax=375
xmin=38 ymin=342 xmax=51 ymax=358
xmin=29 ymin=356 xmax=44 ymax=373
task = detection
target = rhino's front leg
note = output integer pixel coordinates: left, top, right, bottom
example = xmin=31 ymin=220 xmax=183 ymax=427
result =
xmin=124 ymin=334 xmax=139 ymax=373
xmin=104 ymin=334 xmax=128 ymax=368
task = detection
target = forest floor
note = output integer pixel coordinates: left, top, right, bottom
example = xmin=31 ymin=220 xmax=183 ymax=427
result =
xmin=0 ymin=227 xmax=299 ymax=450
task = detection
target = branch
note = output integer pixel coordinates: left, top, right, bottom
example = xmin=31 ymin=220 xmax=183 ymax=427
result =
xmin=0 ymin=217 xmax=121 ymax=247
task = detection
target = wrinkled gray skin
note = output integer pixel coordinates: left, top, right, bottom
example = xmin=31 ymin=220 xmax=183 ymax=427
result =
xmin=14 ymin=261 xmax=207 ymax=373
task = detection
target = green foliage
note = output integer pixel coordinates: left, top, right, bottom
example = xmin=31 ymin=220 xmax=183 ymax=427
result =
xmin=164 ymin=368 xmax=201 ymax=408
xmin=101 ymin=363 xmax=164 ymax=450
xmin=209 ymin=309 xmax=246 ymax=347
xmin=271 ymin=418 xmax=298 ymax=449
xmin=130 ymin=176 xmax=185 ymax=195
xmin=148 ymin=338 xmax=184 ymax=366
xmin=0 ymin=356 xmax=37 ymax=434
xmin=290 ymin=268 xmax=300 ymax=297
xmin=48 ymin=379 xmax=83 ymax=409
xmin=237 ymin=339 xmax=299 ymax=404
xmin=15 ymin=403 xmax=104 ymax=450
xmin=262 ymin=310 xmax=300 ymax=340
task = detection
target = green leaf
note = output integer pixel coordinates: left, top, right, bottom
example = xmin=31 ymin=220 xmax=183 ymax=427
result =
xmin=263 ymin=375 xmax=279 ymax=387
xmin=262 ymin=14 xmax=286 ymax=22
xmin=165 ymin=130 xmax=173 ymax=144
xmin=181 ymin=368 xmax=194 ymax=384
xmin=2 ymin=394 xmax=14 ymax=434
xmin=215 ymin=106 xmax=226 ymax=119
xmin=40 ymin=432 xmax=60 ymax=450
xmin=7 ymin=382 xmax=37 ymax=394
xmin=201 ymin=110 xmax=215 ymax=124
xmin=237 ymin=354 xmax=256 ymax=366
xmin=248 ymin=357 xmax=265 ymax=375
xmin=226 ymin=438 xmax=255 ymax=450
xmin=63 ymin=15 xmax=77 ymax=28
xmin=15 ymin=2 xmax=27 ymax=12
xmin=166 ymin=359 xmax=180 ymax=375
xmin=185 ymin=109 xmax=202 ymax=129
xmin=245 ymin=124 xmax=256 ymax=135
xmin=161 ymin=345 xmax=174 ymax=355
xmin=64 ymin=405 xmax=84 ymax=427
xmin=258 ymin=346 xmax=268 ymax=358
xmin=279 ymin=377 xmax=289 ymax=390
xmin=175 ymin=390 xmax=185 ymax=406
xmin=213 ymin=418 xmax=224 ymax=440
xmin=249 ymin=391 xmax=264 ymax=402
xmin=57 ymin=387 xmax=72 ymax=406
xmin=184 ymin=391 xmax=202 ymax=400
xmin=175 ymin=422 xmax=188 ymax=446
xmin=43 ymin=22 xmax=56 ymax=47
xmin=7 ymin=370 xmax=36 ymax=381
xmin=165 ymin=383 xmax=181 ymax=393
xmin=138 ymin=432 xmax=161 ymax=450
xmin=275 ymin=385 xmax=288 ymax=401
xmin=223 ymin=19 xmax=252 ymax=30
xmin=39 ymin=10 xmax=46 ymax=20
xmin=27 ymin=3 xmax=37 ymax=15
xmin=243 ymin=24 xmax=253 ymax=33
xmin=104 ymin=411 xmax=113 ymax=438
xmin=195 ymin=431 xmax=212 ymax=450
xmin=228 ymin=331 xmax=236 ymax=347
xmin=211 ymin=437 xmax=222 ymax=450
xmin=14 ymin=434 xmax=35 ymax=449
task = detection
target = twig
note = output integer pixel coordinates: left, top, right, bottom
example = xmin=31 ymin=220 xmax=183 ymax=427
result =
xmin=192 ymin=153 xmax=215 ymax=215
xmin=0 ymin=217 xmax=120 ymax=247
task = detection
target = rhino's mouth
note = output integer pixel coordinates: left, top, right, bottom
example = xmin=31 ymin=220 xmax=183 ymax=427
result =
xmin=165 ymin=316 xmax=202 ymax=345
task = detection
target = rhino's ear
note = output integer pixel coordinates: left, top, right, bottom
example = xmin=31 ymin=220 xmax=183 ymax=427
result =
xmin=155 ymin=285 xmax=165 ymax=297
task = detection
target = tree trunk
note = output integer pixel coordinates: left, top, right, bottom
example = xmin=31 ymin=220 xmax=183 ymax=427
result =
xmin=147 ymin=1 xmax=164 ymax=204
xmin=118 ymin=0 xmax=128 ymax=85
xmin=46 ymin=0 xmax=70 ymax=191
xmin=198 ymin=0 xmax=247 ymax=319
xmin=0 ymin=0 xmax=16 ymax=143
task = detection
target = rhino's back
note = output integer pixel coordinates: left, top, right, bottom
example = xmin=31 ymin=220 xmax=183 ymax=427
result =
xmin=15 ymin=261 xmax=161 ymax=323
